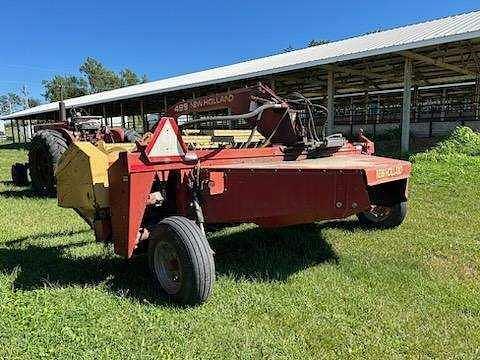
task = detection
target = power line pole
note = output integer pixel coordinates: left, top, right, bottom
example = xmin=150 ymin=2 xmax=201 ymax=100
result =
xmin=8 ymin=99 xmax=13 ymax=114
xmin=21 ymin=84 xmax=29 ymax=109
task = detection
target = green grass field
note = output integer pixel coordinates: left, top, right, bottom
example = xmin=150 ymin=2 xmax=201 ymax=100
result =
xmin=0 ymin=131 xmax=479 ymax=359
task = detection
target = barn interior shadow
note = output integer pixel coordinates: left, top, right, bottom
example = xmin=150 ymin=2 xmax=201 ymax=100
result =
xmin=0 ymin=188 xmax=40 ymax=199
xmin=0 ymin=180 xmax=40 ymax=199
xmin=0 ymin=142 xmax=29 ymax=150
xmin=0 ymin=221 xmax=355 ymax=304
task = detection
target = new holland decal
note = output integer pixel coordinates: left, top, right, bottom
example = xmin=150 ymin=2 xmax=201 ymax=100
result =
xmin=174 ymin=94 xmax=235 ymax=113
xmin=376 ymin=165 xmax=403 ymax=179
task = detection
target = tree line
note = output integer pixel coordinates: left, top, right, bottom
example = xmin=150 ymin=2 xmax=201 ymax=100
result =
xmin=0 ymin=57 xmax=147 ymax=115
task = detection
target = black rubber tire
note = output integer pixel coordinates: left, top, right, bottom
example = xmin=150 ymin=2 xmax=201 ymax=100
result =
xmin=28 ymin=130 xmax=68 ymax=196
xmin=11 ymin=163 xmax=29 ymax=186
xmin=357 ymin=202 xmax=407 ymax=229
xmin=148 ymin=216 xmax=215 ymax=305
xmin=124 ymin=129 xmax=141 ymax=143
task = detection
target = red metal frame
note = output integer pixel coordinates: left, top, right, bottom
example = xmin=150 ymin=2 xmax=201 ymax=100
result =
xmin=105 ymin=117 xmax=411 ymax=259
xmin=166 ymin=84 xmax=302 ymax=146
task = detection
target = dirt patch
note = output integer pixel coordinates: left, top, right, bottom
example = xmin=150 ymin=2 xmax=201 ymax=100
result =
xmin=426 ymin=253 xmax=479 ymax=281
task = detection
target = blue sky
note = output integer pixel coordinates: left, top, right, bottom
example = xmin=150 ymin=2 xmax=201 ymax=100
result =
xmin=0 ymin=0 xmax=478 ymax=101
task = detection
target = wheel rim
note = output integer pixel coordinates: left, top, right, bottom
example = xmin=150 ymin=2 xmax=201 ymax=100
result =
xmin=363 ymin=205 xmax=392 ymax=223
xmin=153 ymin=240 xmax=182 ymax=295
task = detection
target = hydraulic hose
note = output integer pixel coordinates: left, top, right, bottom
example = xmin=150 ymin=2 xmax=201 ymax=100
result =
xmin=179 ymin=103 xmax=286 ymax=128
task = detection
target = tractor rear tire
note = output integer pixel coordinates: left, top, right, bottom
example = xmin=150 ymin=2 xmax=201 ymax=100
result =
xmin=148 ymin=216 xmax=215 ymax=305
xmin=28 ymin=130 xmax=68 ymax=196
xmin=357 ymin=202 xmax=407 ymax=229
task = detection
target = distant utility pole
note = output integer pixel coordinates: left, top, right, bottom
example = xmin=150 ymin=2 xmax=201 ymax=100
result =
xmin=21 ymin=84 xmax=29 ymax=109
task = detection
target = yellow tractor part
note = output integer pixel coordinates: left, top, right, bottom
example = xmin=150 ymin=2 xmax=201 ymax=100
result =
xmin=95 ymin=140 xmax=137 ymax=161
xmin=55 ymin=141 xmax=135 ymax=225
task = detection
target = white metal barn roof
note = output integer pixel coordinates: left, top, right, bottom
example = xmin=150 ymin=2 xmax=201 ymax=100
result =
xmin=3 ymin=10 xmax=480 ymax=120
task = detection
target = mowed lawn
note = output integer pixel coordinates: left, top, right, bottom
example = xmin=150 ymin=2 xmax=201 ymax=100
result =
xmin=0 ymin=141 xmax=479 ymax=359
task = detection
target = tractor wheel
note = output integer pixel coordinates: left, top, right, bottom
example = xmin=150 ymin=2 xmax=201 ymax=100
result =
xmin=357 ymin=202 xmax=407 ymax=229
xmin=28 ymin=130 xmax=68 ymax=196
xmin=124 ymin=129 xmax=141 ymax=143
xmin=148 ymin=216 xmax=215 ymax=305
xmin=11 ymin=163 xmax=29 ymax=186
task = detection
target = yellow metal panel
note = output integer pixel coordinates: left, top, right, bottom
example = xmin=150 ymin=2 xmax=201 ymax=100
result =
xmin=212 ymin=129 xmax=257 ymax=136
xmin=56 ymin=142 xmax=110 ymax=211
xmin=182 ymin=130 xmax=264 ymax=149
xmin=96 ymin=141 xmax=136 ymax=153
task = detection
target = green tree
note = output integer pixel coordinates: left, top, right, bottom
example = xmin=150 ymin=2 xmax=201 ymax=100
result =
xmin=80 ymin=57 xmax=122 ymax=93
xmin=363 ymin=28 xmax=384 ymax=35
xmin=307 ymin=39 xmax=330 ymax=47
xmin=41 ymin=57 xmax=148 ymax=102
xmin=80 ymin=57 xmax=148 ymax=92
xmin=282 ymin=44 xmax=295 ymax=53
xmin=42 ymin=75 xmax=89 ymax=102
xmin=27 ymin=98 xmax=41 ymax=108
xmin=0 ymin=92 xmax=40 ymax=114
xmin=0 ymin=93 xmax=22 ymax=115
xmin=120 ymin=68 xmax=147 ymax=86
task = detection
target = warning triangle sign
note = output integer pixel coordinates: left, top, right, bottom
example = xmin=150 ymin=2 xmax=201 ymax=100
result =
xmin=147 ymin=118 xmax=186 ymax=158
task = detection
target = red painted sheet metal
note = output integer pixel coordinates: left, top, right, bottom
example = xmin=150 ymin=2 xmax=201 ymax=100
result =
xmin=127 ymin=146 xmax=286 ymax=173
xmin=109 ymin=152 xmax=156 ymax=258
xmin=109 ymin=149 xmax=411 ymax=257
xmin=206 ymin=155 xmax=411 ymax=186
xmin=108 ymin=153 xmax=130 ymax=257
xmin=201 ymin=168 xmax=371 ymax=227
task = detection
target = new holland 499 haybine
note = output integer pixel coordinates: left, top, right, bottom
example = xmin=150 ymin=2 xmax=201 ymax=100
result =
xmin=55 ymin=84 xmax=411 ymax=305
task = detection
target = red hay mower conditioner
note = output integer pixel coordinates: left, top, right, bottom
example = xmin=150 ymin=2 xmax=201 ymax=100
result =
xmin=56 ymin=84 xmax=411 ymax=305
